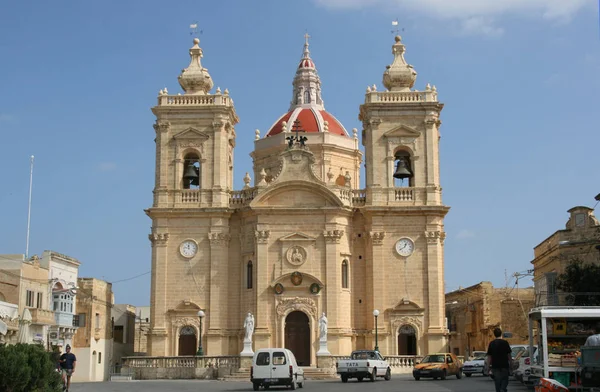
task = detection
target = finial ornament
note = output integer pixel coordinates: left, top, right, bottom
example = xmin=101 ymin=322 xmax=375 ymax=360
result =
xmin=243 ymin=172 xmax=251 ymax=189
xmin=178 ymin=37 xmax=214 ymax=95
xmin=255 ymin=129 xmax=261 ymax=141
xmin=382 ymin=34 xmax=417 ymax=92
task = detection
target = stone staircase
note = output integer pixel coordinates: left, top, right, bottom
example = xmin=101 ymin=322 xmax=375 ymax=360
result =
xmin=221 ymin=367 xmax=337 ymax=382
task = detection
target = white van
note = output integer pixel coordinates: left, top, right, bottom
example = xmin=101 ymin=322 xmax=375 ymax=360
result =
xmin=251 ymin=348 xmax=305 ymax=390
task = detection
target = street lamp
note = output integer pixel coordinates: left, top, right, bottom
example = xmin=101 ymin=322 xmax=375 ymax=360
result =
xmin=373 ymin=309 xmax=380 ymax=352
xmin=197 ymin=310 xmax=205 ymax=356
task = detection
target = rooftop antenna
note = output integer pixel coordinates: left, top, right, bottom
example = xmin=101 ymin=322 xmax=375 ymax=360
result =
xmin=189 ymin=22 xmax=202 ymax=38
xmin=391 ymin=18 xmax=404 ymax=35
xmin=25 ymin=155 xmax=34 ymax=259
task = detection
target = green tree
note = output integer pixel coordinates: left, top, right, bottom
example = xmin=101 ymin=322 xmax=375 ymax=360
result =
xmin=0 ymin=343 xmax=62 ymax=392
xmin=555 ymin=259 xmax=600 ymax=306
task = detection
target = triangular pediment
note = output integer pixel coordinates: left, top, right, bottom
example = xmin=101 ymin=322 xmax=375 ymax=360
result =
xmin=392 ymin=298 xmax=424 ymax=312
xmin=278 ymin=232 xmax=316 ymax=242
xmin=383 ymin=125 xmax=420 ymax=138
xmin=173 ymin=127 xmax=210 ymax=141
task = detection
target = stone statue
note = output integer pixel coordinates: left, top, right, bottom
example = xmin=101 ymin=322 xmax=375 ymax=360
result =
xmin=291 ymin=247 xmax=303 ymax=264
xmin=319 ymin=312 xmax=328 ymax=340
xmin=243 ymin=312 xmax=255 ymax=342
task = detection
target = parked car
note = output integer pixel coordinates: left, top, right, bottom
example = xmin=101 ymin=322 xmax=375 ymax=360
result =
xmin=412 ymin=353 xmax=463 ymax=381
xmin=336 ymin=350 xmax=391 ymax=382
xmin=518 ymin=346 xmax=538 ymax=387
xmin=251 ymin=348 xmax=305 ymax=390
xmin=462 ymin=353 xmax=486 ymax=377
xmin=469 ymin=350 xmax=487 ymax=361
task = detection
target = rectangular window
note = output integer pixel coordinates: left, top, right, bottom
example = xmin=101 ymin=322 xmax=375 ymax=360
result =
xmin=98 ymin=352 xmax=102 ymax=364
xmin=26 ymin=290 xmax=34 ymax=307
xmin=113 ymin=325 xmax=124 ymax=343
xmin=73 ymin=313 xmax=86 ymax=327
xmin=95 ymin=313 xmax=100 ymax=329
xmin=36 ymin=292 xmax=43 ymax=309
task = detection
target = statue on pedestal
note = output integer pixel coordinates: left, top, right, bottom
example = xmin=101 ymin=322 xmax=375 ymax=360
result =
xmin=244 ymin=312 xmax=255 ymax=342
xmin=319 ymin=312 xmax=328 ymax=340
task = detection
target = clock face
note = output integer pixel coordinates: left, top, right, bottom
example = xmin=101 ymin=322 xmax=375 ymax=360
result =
xmin=395 ymin=238 xmax=414 ymax=257
xmin=179 ymin=240 xmax=198 ymax=258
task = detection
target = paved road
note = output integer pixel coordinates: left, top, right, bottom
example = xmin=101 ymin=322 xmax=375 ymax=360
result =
xmin=70 ymin=374 xmax=531 ymax=392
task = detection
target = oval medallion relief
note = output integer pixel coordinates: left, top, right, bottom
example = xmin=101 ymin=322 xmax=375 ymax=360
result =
xmin=286 ymin=245 xmax=307 ymax=266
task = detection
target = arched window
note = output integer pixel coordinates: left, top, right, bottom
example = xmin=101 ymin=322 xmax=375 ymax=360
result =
xmin=341 ymin=260 xmax=349 ymax=289
xmin=247 ymin=261 xmax=253 ymax=289
xmin=304 ymin=89 xmax=311 ymax=104
xmin=182 ymin=153 xmax=200 ymax=190
xmin=393 ymin=150 xmax=414 ymax=188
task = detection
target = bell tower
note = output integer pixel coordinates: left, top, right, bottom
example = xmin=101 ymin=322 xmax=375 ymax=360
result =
xmin=151 ymin=38 xmax=239 ymax=209
xmin=359 ymin=35 xmax=449 ymax=353
xmin=147 ymin=38 xmax=238 ymax=356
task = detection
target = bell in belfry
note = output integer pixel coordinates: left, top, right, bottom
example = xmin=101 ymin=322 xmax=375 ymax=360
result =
xmin=393 ymin=158 xmax=412 ymax=179
xmin=183 ymin=163 xmax=199 ymax=186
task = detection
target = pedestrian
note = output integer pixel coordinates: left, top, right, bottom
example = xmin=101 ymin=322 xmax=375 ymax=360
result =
xmin=59 ymin=344 xmax=77 ymax=392
xmin=584 ymin=325 xmax=600 ymax=346
xmin=486 ymin=327 xmax=511 ymax=392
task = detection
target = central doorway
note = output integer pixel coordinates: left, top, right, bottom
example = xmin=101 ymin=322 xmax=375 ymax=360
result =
xmin=397 ymin=324 xmax=417 ymax=355
xmin=285 ymin=311 xmax=310 ymax=366
xmin=178 ymin=326 xmax=198 ymax=356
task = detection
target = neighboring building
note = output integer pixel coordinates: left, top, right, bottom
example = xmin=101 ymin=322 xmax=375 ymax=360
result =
xmin=531 ymin=207 xmax=600 ymax=306
xmin=41 ymin=250 xmax=80 ymax=348
xmin=0 ymin=254 xmax=54 ymax=346
xmin=445 ymin=282 xmax=535 ymax=357
xmin=0 ymin=298 xmax=19 ymax=344
xmin=112 ymin=304 xmax=136 ymax=367
xmin=72 ymin=278 xmax=113 ymax=382
xmin=134 ymin=306 xmax=150 ymax=355
xmin=147 ymin=34 xmax=449 ymax=364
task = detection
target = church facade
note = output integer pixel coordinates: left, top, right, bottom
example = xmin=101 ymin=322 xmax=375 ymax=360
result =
xmin=147 ymin=34 xmax=449 ymax=366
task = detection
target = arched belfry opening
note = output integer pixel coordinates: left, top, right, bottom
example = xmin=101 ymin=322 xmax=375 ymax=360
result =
xmin=182 ymin=153 xmax=200 ymax=190
xmin=393 ymin=150 xmax=413 ymax=187
xmin=397 ymin=324 xmax=417 ymax=355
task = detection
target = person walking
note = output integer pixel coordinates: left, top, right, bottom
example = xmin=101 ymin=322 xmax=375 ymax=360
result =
xmin=59 ymin=344 xmax=76 ymax=392
xmin=486 ymin=327 xmax=512 ymax=392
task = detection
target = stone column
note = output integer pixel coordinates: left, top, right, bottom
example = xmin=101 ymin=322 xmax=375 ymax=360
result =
xmin=207 ymin=231 xmax=230 ymax=355
xmin=153 ymin=121 xmax=170 ymax=206
xmin=323 ymin=229 xmax=343 ymax=353
xmin=148 ymin=232 xmax=169 ymax=356
xmin=425 ymin=230 xmax=447 ymax=352
xmin=254 ymin=229 xmax=271 ymax=350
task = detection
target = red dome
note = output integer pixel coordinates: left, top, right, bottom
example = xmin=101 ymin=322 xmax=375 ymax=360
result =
xmin=266 ymin=107 xmax=348 ymax=137
xmin=298 ymin=59 xmax=315 ymax=69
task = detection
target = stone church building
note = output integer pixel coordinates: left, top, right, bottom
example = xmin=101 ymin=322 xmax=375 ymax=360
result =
xmin=147 ymin=34 xmax=449 ymax=366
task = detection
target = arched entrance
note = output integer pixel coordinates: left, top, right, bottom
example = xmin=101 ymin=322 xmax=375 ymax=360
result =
xmin=178 ymin=326 xmax=197 ymax=356
xmin=285 ymin=311 xmax=310 ymax=366
xmin=398 ymin=324 xmax=417 ymax=355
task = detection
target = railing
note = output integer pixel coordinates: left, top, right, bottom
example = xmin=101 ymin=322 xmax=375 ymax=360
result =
xmin=535 ymin=291 xmax=600 ymax=307
xmin=229 ymin=189 xmax=259 ymax=207
xmin=29 ymin=308 xmax=55 ymax=325
xmin=352 ymin=190 xmax=366 ymax=206
xmin=123 ymin=356 xmax=240 ymax=369
xmin=365 ymin=90 xmax=438 ymax=104
xmin=157 ymin=94 xmax=234 ymax=107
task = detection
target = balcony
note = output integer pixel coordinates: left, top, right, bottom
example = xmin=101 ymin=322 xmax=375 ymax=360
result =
xmin=29 ymin=308 xmax=55 ymax=325
xmin=54 ymin=311 xmax=74 ymax=327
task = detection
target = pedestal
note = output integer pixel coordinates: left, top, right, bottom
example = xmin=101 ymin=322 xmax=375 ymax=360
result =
xmin=316 ymin=338 xmax=331 ymax=356
xmin=240 ymin=339 xmax=254 ymax=356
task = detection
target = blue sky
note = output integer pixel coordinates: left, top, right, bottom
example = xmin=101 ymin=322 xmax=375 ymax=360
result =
xmin=0 ymin=1 xmax=598 ymax=306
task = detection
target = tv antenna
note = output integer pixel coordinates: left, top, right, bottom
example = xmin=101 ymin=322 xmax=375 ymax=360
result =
xmin=189 ymin=22 xmax=203 ymax=38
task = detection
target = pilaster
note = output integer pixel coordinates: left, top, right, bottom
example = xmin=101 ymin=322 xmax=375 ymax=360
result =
xmin=323 ymin=229 xmax=344 ymax=329
xmin=153 ymin=121 xmax=170 ymax=206
xmin=367 ymin=230 xmax=386 ymax=328
xmin=425 ymin=230 xmax=446 ymax=331
xmin=148 ymin=231 xmax=169 ymax=355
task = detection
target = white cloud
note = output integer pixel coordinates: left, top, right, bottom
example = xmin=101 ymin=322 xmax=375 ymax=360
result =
xmin=313 ymin=0 xmax=592 ymax=35
xmin=97 ymin=162 xmax=117 ymax=172
xmin=456 ymin=229 xmax=476 ymax=239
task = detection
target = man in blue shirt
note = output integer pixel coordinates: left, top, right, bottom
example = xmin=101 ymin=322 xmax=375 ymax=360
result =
xmin=59 ymin=344 xmax=76 ymax=392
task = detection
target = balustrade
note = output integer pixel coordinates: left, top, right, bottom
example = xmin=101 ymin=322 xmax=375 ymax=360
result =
xmin=123 ymin=356 xmax=240 ymax=369
xmin=158 ymin=94 xmax=233 ymax=107
xmin=365 ymin=90 xmax=437 ymax=104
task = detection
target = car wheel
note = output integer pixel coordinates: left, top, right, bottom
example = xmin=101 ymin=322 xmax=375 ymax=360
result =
xmin=457 ymin=369 xmax=462 ymax=379
xmin=441 ymin=370 xmax=447 ymax=380
xmin=341 ymin=375 xmax=348 ymax=383
xmin=357 ymin=377 xmax=363 ymax=382
xmin=370 ymin=368 xmax=376 ymax=382
xmin=465 ymin=373 xmax=472 ymax=377
xmin=253 ymin=382 xmax=259 ymax=391
xmin=298 ymin=381 xmax=303 ymax=389
xmin=384 ymin=368 xmax=391 ymax=381
xmin=264 ymin=385 xmax=270 ymax=390
xmin=414 ymin=376 xmax=420 ymax=381
xmin=290 ymin=379 xmax=296 ymax=390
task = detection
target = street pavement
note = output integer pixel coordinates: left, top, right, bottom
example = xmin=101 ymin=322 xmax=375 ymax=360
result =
xmin=70 ymin=374 xmax=532 ymax=392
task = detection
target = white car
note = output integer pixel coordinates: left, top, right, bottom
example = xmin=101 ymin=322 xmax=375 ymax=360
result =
xmin=336 ymin=350 xmax=391 ymax=382
xmin=251 ymin=348 xmax=305 ymax=390
xmin=462 ymin=353 xmax=486 ymax=377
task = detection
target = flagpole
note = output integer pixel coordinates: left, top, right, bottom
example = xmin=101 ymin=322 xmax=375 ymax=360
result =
xmin=25 ymin=155 xmax=34 ymax=259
